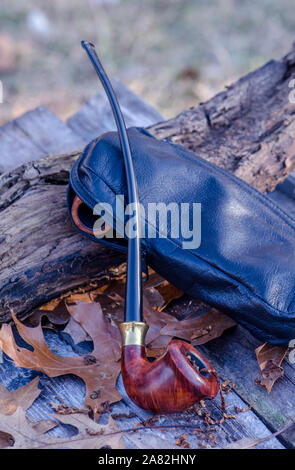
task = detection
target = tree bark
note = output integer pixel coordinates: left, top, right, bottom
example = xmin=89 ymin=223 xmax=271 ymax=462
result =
xmin=1 ymin=45 xmax=295 ymax=322
xmin=149 ymin=45 xmax=295 ymax=193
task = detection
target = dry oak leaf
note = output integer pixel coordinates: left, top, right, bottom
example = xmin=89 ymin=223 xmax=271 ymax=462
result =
xmin=62 ymin=316 xmax=91 ymax=345
xmin=50 ymin=413 xmax=125 ymax=449
xmin=0 ymin=376 xmax=41 ymax=415
xmin=0 ymin=407 xmax=56 ymax=449
xmin=159 ymin=309 xmax=236 ymax=345
xmin=143 ymin=295 xmax=178 ymax=347
xmin=28 ymin=299 xmax=70 ymax=327
xmin=0 ymin=305 xmax=121 ymax=415
xmin=144 ymin=303 xmax=235 ymax=358
xmin=0 ymin=408 xmax=124 ymax=449
xmin=255 ymin=343 xmax=288 ymax=393
xmin=155 ymin=281 xmax=184 ymax=312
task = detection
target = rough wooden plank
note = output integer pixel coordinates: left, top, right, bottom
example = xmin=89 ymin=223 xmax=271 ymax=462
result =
xmin=0 ymin=106 xmax=84 ymax=173
xmin=199 ymin=324 xmax=295 ymax=448
xmin=67 ymin=78 xmax=163 ymax=143
xmin=15 ymin=106 xmax=84 ymax=156
xmin=0 ymin=120 xmax=45 ymax=173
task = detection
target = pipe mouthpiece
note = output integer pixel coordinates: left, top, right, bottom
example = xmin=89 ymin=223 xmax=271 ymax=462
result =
xmin=81 ymin=40 xmax=95 ymax=50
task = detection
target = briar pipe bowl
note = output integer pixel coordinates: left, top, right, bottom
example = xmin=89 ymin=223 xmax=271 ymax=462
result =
xmin=119 ymin=321 xmax=219 ymax=413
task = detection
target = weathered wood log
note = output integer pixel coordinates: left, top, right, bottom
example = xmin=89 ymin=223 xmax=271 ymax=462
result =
xmin=149 ymin=45 xmax=295 ymax=193
xmin=1 ymin=45 xmax=295 ymax=322
xmin=0 ymin=152 xmax=127 ymax=322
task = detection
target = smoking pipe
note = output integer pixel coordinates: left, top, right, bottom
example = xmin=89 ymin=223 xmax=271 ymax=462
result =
xmin=77 ymin=41 xmax=219 ymax=413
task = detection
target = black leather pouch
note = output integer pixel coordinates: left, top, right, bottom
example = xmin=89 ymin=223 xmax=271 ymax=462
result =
xmin=68 ymin=127 xmax=295 ymax=345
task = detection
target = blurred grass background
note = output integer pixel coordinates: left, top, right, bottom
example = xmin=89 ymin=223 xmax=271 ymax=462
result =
xmin=0 ymin=0 xmax=295 ymax=125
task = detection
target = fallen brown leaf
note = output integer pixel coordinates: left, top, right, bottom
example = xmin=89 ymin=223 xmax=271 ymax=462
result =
xmin=0 ymin=378 xmax=57 ymax=447
xmin=71 ymin=271 xmax=181 ymax=320
xmin=0 ymin=408 xmax=36 ymax=448
xmin=0 ymin=377 xmax=41 ymax=415
xmin=39 ymin=298 xmax=62 ymax=312
xmin=0 ymin=407 xmax=57 ymax=449
xmin=62 ymin=316 xmax=91 ymax=344
xmin=51 ymin=413 xmax=125 ymax=449
xmin=0 ymin=430 xmax=15 ymax=448
xmin=31 ymin=419 xmax=57 ymax=434
xmin=0 ymin=306 xmax=121 ymax=415
xmin=143 ymin=295 xmax=178 ymax=347
xmin=159 ymin=309 xmax=236 ymax=345
xmin=0 ymin=407 xmax=125 ymax=449
xmin=28 ymin=299 xmax=70 ymax=327
xmin=255 ymin=343 xmax=288 ymax=393
xmin=143 ymin=274 xmax=183 ymax=312
xmin=142 ymin=270 xmax=165 ymax=289
xmin=155 ymin=281 xmax=184 ymax=311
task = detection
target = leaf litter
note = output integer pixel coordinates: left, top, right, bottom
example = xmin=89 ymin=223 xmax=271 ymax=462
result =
xmin=255 ymin=342 xmax=288 ymax=393
xmin=0 ymin=269 xmax=285 ymax=448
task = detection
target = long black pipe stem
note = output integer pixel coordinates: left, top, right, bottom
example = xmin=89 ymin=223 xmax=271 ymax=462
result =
xmin=81 ymin=40 xmax=142 ymax=323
